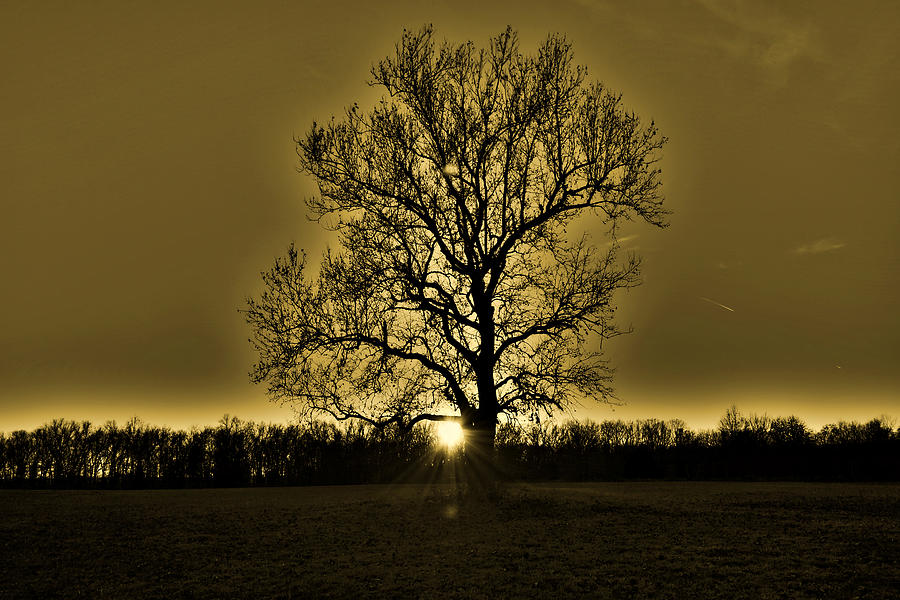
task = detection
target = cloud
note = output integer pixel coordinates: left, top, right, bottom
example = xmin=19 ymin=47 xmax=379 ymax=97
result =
xmin=602 ymin=234 xmax=639 ymax=248
xmin=794 ymin=238 xmax=846 ymax=255
xmin=699 ymin=296 xmax=735 ymax=312
xmin=692 ymin=0 xmax=820 ymax=82
xmin=569 ymin=0 xmax=819 ymax=70
xmin=715 ymin=260 xmax=743 ymax=270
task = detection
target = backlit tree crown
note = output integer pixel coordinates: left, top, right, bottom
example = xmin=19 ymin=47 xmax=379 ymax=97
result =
xmin=246 ymin=26 xmax=667 ymax=434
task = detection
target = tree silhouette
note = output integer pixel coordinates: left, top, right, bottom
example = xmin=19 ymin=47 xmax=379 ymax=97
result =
xmin=245 ymin=26 xmax=668 ymax=465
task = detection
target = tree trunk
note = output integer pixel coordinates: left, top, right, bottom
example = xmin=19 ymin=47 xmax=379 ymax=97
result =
xmin=465 ymin=415 xmax=496 ymax=455
xmin=466 ymin=288 xmax=499 ymax=489
xmin=461 ymin=407 xmax=498 ymax=488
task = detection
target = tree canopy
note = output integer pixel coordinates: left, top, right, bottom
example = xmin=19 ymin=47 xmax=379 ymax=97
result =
xmin=245 ymin=26 xmax=668 ymax=448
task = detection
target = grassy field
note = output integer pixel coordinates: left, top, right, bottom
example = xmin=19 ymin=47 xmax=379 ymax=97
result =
xmin=1 ymin=482 xmax=898 ymax=599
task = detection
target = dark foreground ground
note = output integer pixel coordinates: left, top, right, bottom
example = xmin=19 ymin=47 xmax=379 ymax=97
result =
xmin=1 ymin=482 xmax=898 ymax=599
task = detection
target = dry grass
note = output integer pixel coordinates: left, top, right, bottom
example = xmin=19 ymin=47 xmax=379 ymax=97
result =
xmin=1 ymin=482 xmax=898 ymax=599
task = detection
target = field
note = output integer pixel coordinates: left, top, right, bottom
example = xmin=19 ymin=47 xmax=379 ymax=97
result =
xmin=1 ymin=482 xmax=898 ymax=599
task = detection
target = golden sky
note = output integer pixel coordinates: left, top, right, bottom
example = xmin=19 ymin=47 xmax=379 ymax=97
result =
xmin=2 ymin=0 xmax=898 ymax=431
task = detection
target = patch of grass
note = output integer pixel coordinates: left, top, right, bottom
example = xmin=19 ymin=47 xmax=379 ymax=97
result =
xmin=1 ymin=482 xmax=898 ymax=598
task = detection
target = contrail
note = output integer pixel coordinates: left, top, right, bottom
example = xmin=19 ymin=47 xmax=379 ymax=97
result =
xmin=699 ymin=296 xmax=735 ymax=312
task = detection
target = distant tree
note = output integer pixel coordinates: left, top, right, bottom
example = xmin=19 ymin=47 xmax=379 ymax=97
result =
xmin=718 ymin=405 xmax=744 ymax=439
xmin=245 ymin=26 xmax=667 ymax=468
xmin=769 ymin=416 xmax=810 ymax=447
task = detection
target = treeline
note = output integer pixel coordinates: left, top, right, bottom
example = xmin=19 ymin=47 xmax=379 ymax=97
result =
xmin=0 ymin=416 xmax=435 ymax=488
xmin=498 ymin=408 xmax=899 ymax=482
xmin=1 ymin=408 xmax=897 ymax=488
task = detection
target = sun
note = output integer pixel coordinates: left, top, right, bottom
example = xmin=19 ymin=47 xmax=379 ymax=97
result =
xmin=435 ymin=421 xmax=465 ymax=448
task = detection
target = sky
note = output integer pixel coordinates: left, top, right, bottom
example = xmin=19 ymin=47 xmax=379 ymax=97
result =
xmin=2 ymin=0 xmax=898 ymax=432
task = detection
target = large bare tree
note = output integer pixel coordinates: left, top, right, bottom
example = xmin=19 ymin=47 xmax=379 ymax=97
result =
xmin=245 ymin=26 xmax=667 ymax=460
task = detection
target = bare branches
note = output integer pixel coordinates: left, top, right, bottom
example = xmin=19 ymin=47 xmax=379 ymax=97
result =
xmin=247 ymin=26 xmax=668 ymax=432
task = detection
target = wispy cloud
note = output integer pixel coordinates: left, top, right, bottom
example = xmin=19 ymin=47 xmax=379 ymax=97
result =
xmin=699 ymin=296 xmax=735 ymax=312
xmin=570 ymin=0 xmax=821 ymax=87
xmin=715 ymin=259 xmax=743 ymax=270
xmin=603 ymin=234 xmax=639 ymax=248
xmin=794 ymin=238 xmax=846 ymax=255
xmin=693 ymin=0 xmax=820 ymax=83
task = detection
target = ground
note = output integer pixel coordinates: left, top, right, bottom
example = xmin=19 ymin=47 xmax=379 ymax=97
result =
xmin=1 ymin=482 xmax=898 ymax=599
